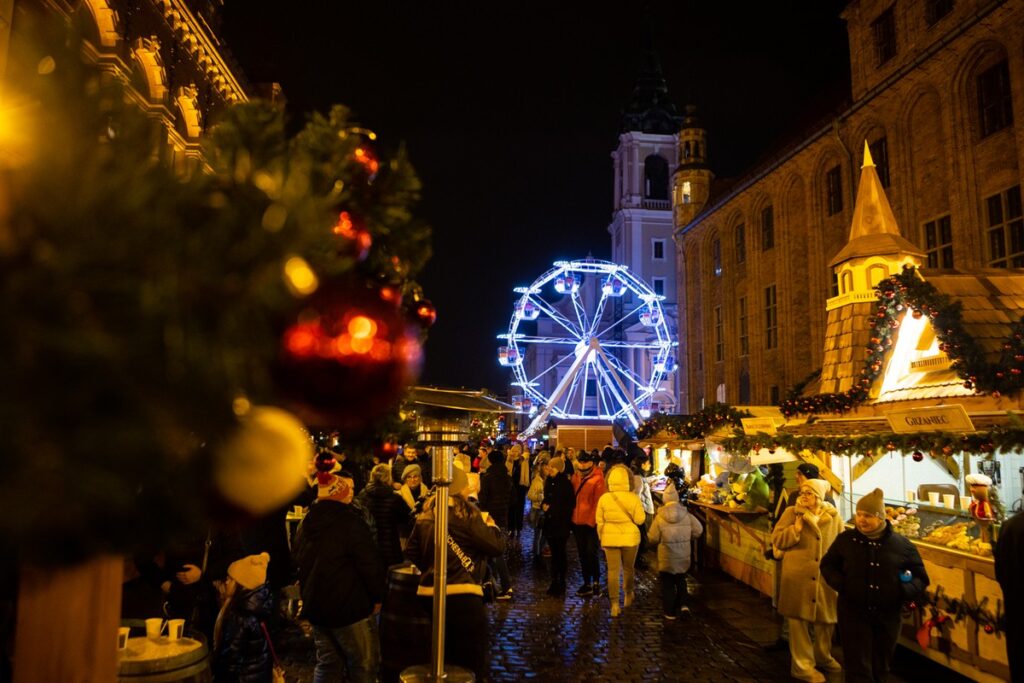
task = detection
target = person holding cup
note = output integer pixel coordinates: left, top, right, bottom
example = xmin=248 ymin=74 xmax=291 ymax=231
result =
xmin=211 ymin=552 xmax=273 ymax=683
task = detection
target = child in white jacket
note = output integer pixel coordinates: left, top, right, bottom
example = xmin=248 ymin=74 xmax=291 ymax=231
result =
xmin=596 ymin=465 xmax=646 ymax=617
xmin=649 ymin=484 xmax=703 ymax=619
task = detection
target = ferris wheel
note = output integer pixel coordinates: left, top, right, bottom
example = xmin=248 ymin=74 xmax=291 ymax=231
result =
xmin=497 ymin=259 xmax=677 ymax=436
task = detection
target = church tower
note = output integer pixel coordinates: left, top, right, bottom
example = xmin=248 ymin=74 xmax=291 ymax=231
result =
xmin=672 ymin=105 xmax=714 ymax=229
xmin=608 ymin=40 xmax=682 ymax=414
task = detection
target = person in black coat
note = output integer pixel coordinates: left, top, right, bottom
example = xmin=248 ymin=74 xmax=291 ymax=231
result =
xmin=995 ymin=509 xmax=1024 ymax=682
xmin=293 ymin=471 xmax=385 ymax=683
xmin=405 ymin=464 xmax=504 ymax=680
xmin=478 ymin=450 xmax=514 ymax=597
xmin=542 ymin=456 xmax=576 ymax=596
xmin=820 ymin=488 xmax=929 ymax=683
xmin=357 ymin=463 xmax=409 ymax=569
xmin=212 ymin=553 xmax=273 ymax=683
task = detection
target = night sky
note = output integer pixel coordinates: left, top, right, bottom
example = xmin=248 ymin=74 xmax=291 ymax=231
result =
xmin=219 ymin=1 xmax=851 ymax=393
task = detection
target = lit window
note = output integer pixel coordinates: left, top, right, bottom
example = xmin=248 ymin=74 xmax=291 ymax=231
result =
xmin=682 ymin=181 xmax=692 ymax=204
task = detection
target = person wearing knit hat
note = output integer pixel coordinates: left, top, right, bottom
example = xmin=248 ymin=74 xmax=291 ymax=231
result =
xmin=293 ymin=458 xmax=385 ymax=683
xmin=855 ymin=487 xmax=886 ymax=521
xmin=541 ymin=453 xmax=576 ymax=596
xmin=479 ymin=448 xmax=514 ymax=598
xmin=821 ymin=488 xmax=929 ymax=683
xmin=506 ymin=444 xmax=531 ymax=539
xmin=212 ymin=552 xmax=274 ymax=681
xmin=398 ymin=464 xmax=426 ymax=513
xmin=772 ymin=478 xmax=844 ymax=681
xmin=404 ymin=449 xmax=505 ymax=679
xmin=648 ymin=485 xmax=703 ymax=619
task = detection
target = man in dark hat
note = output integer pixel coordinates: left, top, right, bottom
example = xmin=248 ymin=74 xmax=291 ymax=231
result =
xmin=821 ymin=488 xmax=929 ymax=683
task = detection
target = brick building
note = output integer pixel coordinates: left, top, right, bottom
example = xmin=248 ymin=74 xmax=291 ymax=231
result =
xmin=673 ymin=0 xmax=1024 ymax=411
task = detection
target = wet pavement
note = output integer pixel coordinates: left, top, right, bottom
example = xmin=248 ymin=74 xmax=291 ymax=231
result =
xmin=277 ymin=517 xmax=969 ymax=682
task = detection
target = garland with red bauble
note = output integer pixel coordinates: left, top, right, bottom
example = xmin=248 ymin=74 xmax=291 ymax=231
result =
xmin=781 ymin=265 xmax=1024 ymax=418
xmin=907 ymin=584 xmax=1005 ymax=642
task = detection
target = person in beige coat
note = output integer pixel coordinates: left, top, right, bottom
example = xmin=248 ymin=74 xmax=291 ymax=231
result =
xmin=771 ymin=478 xmax=843 ymax=683
xmin=596 ymin=465 xmax=646 ymax=617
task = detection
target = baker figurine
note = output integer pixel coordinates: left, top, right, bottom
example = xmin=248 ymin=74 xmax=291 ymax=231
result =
xmin=966 ymin=473 xmax=995 ymax=542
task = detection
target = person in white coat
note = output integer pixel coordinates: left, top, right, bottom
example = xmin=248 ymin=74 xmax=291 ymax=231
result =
xmin=772 ymin=478 xmax=843 ymax=683
xmin=648 ymin=484 xmax=703 ymax=619
xmin=596 ymin=465 xmax=646 ymax=617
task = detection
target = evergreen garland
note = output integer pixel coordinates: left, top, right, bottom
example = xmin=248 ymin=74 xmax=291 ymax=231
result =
xmin=781 ymin=265 xmax=1024 ymax=417
xmin=637 ymin=403 xmax=751 ymax=441
xmin=909 ymin=585 xmax=1005 ymax=637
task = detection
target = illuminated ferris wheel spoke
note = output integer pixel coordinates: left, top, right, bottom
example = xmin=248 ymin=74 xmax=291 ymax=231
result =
xmin=598 ymin=340 xmax=667 ymax=350
xmin=528 ymin=295 xmax=581 ymax=338
xmin=594 ymin=344 xmax=643 ymax=428
xmin=509 ymin=335 xmax=578 ymax=346
xmin=592 ymin=300 xmax=648 ymax=341
xmin=570 ymin=288 xmax=590 ymax=334
xmin=592 ymin=353 xmax=631 ymax=419
xmin=602 ymin=350 xmax=650 ymax=391
xmin=526 ymin=352 xmax=575 ymax=386
xmin=588 ymin=291 xmax=610 ymax=338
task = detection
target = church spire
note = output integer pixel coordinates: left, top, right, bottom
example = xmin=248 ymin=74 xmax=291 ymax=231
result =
xmin=620 ymin=17 xmax=682 ymax=135
xmin=829 ymin=141 xmax=923 ymax=267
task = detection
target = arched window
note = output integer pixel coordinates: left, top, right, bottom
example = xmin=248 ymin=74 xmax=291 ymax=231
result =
xmin=644 ymin=155 xmax=669 ymax=200
xmin=683 ymin=142 xmax=691 ymax=160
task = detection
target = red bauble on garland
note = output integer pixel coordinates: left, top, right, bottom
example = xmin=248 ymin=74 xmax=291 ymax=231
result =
xmin=415 ymin=299 xmax=437 ymax=328
xmin=332 ymin=211 xmax=372 ymax=262
xmin=912 ymin=451 xmax=924 ymax=462
xmin=275 ymin=277 xmax=423 ymax=429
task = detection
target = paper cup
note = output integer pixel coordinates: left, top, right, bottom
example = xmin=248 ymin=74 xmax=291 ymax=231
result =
xmin=144 ymin=618 xmax=164 ymax=640
xmin=928 ymin=491 xmax=941 ymax=506
xmin=905 ymin=489 xmax=916 ymax=502
xmin=167 ymin=619 xmax=185 ymax=641
xmin=943 ymin=493 xmax=955 ymax=509
xmin=117 ymin=627 xmax=130 ymax=650
xmin=961 ymin=496 xmax=971 ymax=511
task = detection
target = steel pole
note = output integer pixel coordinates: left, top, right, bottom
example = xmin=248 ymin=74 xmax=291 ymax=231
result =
xmin=431 ymin=450 xmax=451 ymax=680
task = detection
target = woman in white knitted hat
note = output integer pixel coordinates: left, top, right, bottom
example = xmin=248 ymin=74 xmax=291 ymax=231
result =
xmin=212 ymin=552 xmax=273 ymax=682
xmin=771 ymin=479 xmax=843 ymax=683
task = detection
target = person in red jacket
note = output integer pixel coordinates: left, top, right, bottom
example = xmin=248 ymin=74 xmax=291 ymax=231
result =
xmin=571 ymin=450 xmax=608 ymax=597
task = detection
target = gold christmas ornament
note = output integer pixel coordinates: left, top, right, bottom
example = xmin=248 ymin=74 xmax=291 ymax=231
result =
xmin=214 ymin=406 xmax=312 ymax=514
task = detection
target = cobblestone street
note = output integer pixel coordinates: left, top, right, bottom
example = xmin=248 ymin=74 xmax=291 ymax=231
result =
xmin=278 ymin=520 xmax=969 ymax=682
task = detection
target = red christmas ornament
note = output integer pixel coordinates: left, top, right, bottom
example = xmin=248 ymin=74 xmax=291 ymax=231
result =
xmin=378 ymin=285 xmax=403 ymax=308
xmin=1015 ymin=354 xmax=1024 ymax=363
xmin=415 ymin=299 xmax=437 ymax=328
xmin=912 ymin=451 xmax=924 ymax=462
xmin=984 ymin=624 xmax=995 ymax=634
xmin=353 ymin=146 xmax=380 ymax=177
xmin=275 ymin=277 xmax=423 ymax=429
xmin=332 ymin=211 xmax=372 ymax=261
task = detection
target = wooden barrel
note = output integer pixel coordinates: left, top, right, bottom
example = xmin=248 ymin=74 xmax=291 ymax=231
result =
xmin=380 ymin=563 xmax=431 ymax=683
xmin=117 ymin=632 xmax=211 ymax=683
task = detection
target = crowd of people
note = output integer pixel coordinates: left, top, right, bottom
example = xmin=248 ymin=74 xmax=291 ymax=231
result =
xmin=117 ymin=441 xmax=1024 ymax=683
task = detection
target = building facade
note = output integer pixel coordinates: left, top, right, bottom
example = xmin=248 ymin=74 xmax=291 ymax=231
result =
xmin=608 ymin=46 xmax=683 ymax=413
xmin=674 ymin=0 xmax=1024 ymax=412
xmin=2 ymin=0 xmax=250 ymax=172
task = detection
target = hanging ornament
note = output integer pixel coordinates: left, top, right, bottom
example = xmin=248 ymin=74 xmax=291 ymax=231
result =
xmin=353 ymin=146 xmax=380 ymax=179
xmin=912 ymin=451 xmax=924 ymax=462
xmin=415 ymin=299 xmax=437 ymax=328
xmin=274 ymin=277 xmax=423 ymax=429
xmin=378 ymin=284 xmax=403 ymax=308
xmin=213 ymin=406 xmax=313 ymax=515
xmin=984 ymin=624 xmax=995 ymax=634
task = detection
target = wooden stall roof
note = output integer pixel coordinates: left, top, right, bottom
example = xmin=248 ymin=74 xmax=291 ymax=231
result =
xmin=406 ymin=386 xmax=516 ymax=413
xmin=926 ymin=270 xmax=1024 ymax=363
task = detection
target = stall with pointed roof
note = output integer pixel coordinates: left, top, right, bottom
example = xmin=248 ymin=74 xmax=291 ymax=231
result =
xmin=715 ymin=144 xmax=1014 ymax=682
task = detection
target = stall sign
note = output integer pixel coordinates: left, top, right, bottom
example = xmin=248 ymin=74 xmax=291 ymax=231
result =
xmin=741 ymin=417 xmax=778 ymax=435
xmin=886 ymin=405 xmax=974 ymax=433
